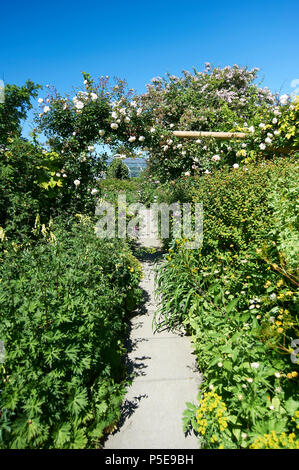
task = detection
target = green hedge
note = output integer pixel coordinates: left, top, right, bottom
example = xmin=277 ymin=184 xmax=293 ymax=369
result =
xmin=0 ymin=218 xmax=142 ymax=448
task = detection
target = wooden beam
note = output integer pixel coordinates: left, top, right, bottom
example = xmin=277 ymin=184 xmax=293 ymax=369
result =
xmin=173 ymin=131 xmax=248 ymax=139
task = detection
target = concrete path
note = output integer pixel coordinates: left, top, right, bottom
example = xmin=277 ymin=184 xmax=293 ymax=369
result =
xmin=104 ymin=209 xmax=201 ymax=449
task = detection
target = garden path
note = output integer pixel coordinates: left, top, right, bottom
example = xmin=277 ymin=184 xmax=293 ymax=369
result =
xmin=104 ymin=208 xmax=202 ymax=449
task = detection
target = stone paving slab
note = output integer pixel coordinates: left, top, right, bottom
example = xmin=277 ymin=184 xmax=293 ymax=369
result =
xmin=105 ymin=379 xmax=200 ymax=449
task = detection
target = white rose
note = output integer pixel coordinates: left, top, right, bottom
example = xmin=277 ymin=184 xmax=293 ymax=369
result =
xmin=74 ymin=179 xmax=80 ymax=186
xmin=279 ymin=94 xmax=288 ymax=105
xmin=74 ymin=100 xmax=84 ymax=110
xmin=90 ymin=92 xmax=98 ymax=101
xmin=111 ymin=123 xmax=119 ymax=129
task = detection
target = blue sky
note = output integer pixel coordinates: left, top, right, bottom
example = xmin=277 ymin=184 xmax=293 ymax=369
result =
xmin=1 ymin=0 xmax=299 ymax=137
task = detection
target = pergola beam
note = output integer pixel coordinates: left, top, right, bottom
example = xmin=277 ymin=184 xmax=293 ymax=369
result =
xmin=173 ymin=131 xmax=248 ymax=139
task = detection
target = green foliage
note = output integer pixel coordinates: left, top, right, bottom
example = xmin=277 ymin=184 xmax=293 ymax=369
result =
xmin=155 ymin=158 xmax=299 ymax=448
xmin=106 ymin=158 xmax=129 ymax=180
xmin=267 ymin=165 xmax=299 ymax=273
xmin=0 ymin=136 xmax=106 ymax=240
xmin=0 ymin=218 xmax=142 ymax=448
xmin=0 ymin=81 xmax=40 ymax=146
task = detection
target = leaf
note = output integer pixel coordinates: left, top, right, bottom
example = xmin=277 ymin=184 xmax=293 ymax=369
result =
xmin=226 ymin=298 xmax=239 ymax=314
xmin=223 ymin=360 xmax=232 ymax=371
xmin=284 ymin=398 xmax=299 ymax=415
xmin=68 ymin=389 xmax=88 ymax=417
xmin=232 ymin=349 xmax=239 ymax=362
xmin=54 ymin=423 xmax=71 ymax=448
xmin=232 ymin=428 xmax=241 ymax=440
xmin=70 ymin=428 xmax=88 ymax=449
xmin=272 ymin=397 xmax=280 ymax=411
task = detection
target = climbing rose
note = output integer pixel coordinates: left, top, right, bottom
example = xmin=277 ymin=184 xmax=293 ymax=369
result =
xmin=279 ymin=94 xmax=288 ymax=104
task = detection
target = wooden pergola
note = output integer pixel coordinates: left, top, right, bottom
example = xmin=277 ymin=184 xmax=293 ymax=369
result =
xmin=172 ymin=131 xmax=248 ymax=139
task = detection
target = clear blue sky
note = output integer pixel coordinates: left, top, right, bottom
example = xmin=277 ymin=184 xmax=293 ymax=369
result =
xmin=1 ymin=0 xmax=298 ymax=137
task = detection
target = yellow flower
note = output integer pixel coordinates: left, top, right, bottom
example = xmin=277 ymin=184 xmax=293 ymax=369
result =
xmin=277 ymin=327 xmax=284 ymax=334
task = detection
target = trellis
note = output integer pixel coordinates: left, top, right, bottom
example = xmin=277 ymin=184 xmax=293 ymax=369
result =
xmin=172 ymin=131 xmax=247 ymax=139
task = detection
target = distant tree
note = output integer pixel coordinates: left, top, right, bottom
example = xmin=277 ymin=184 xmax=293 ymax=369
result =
xmin=0 ymin=80 xmax=40 ymax=146
xmin=106 ymin=158 xmax=130 ymax=179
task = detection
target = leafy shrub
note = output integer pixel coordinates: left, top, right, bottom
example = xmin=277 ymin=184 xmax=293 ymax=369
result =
xmin=0 ymin=81 xmax=40 ymax=146
xmin=155 ymin=158 xmax=299 ymax=448
xmin=0 ymin=137 xmax=106 ymax=240
xmin=0 ymin=218 xmax=142 ymax=448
